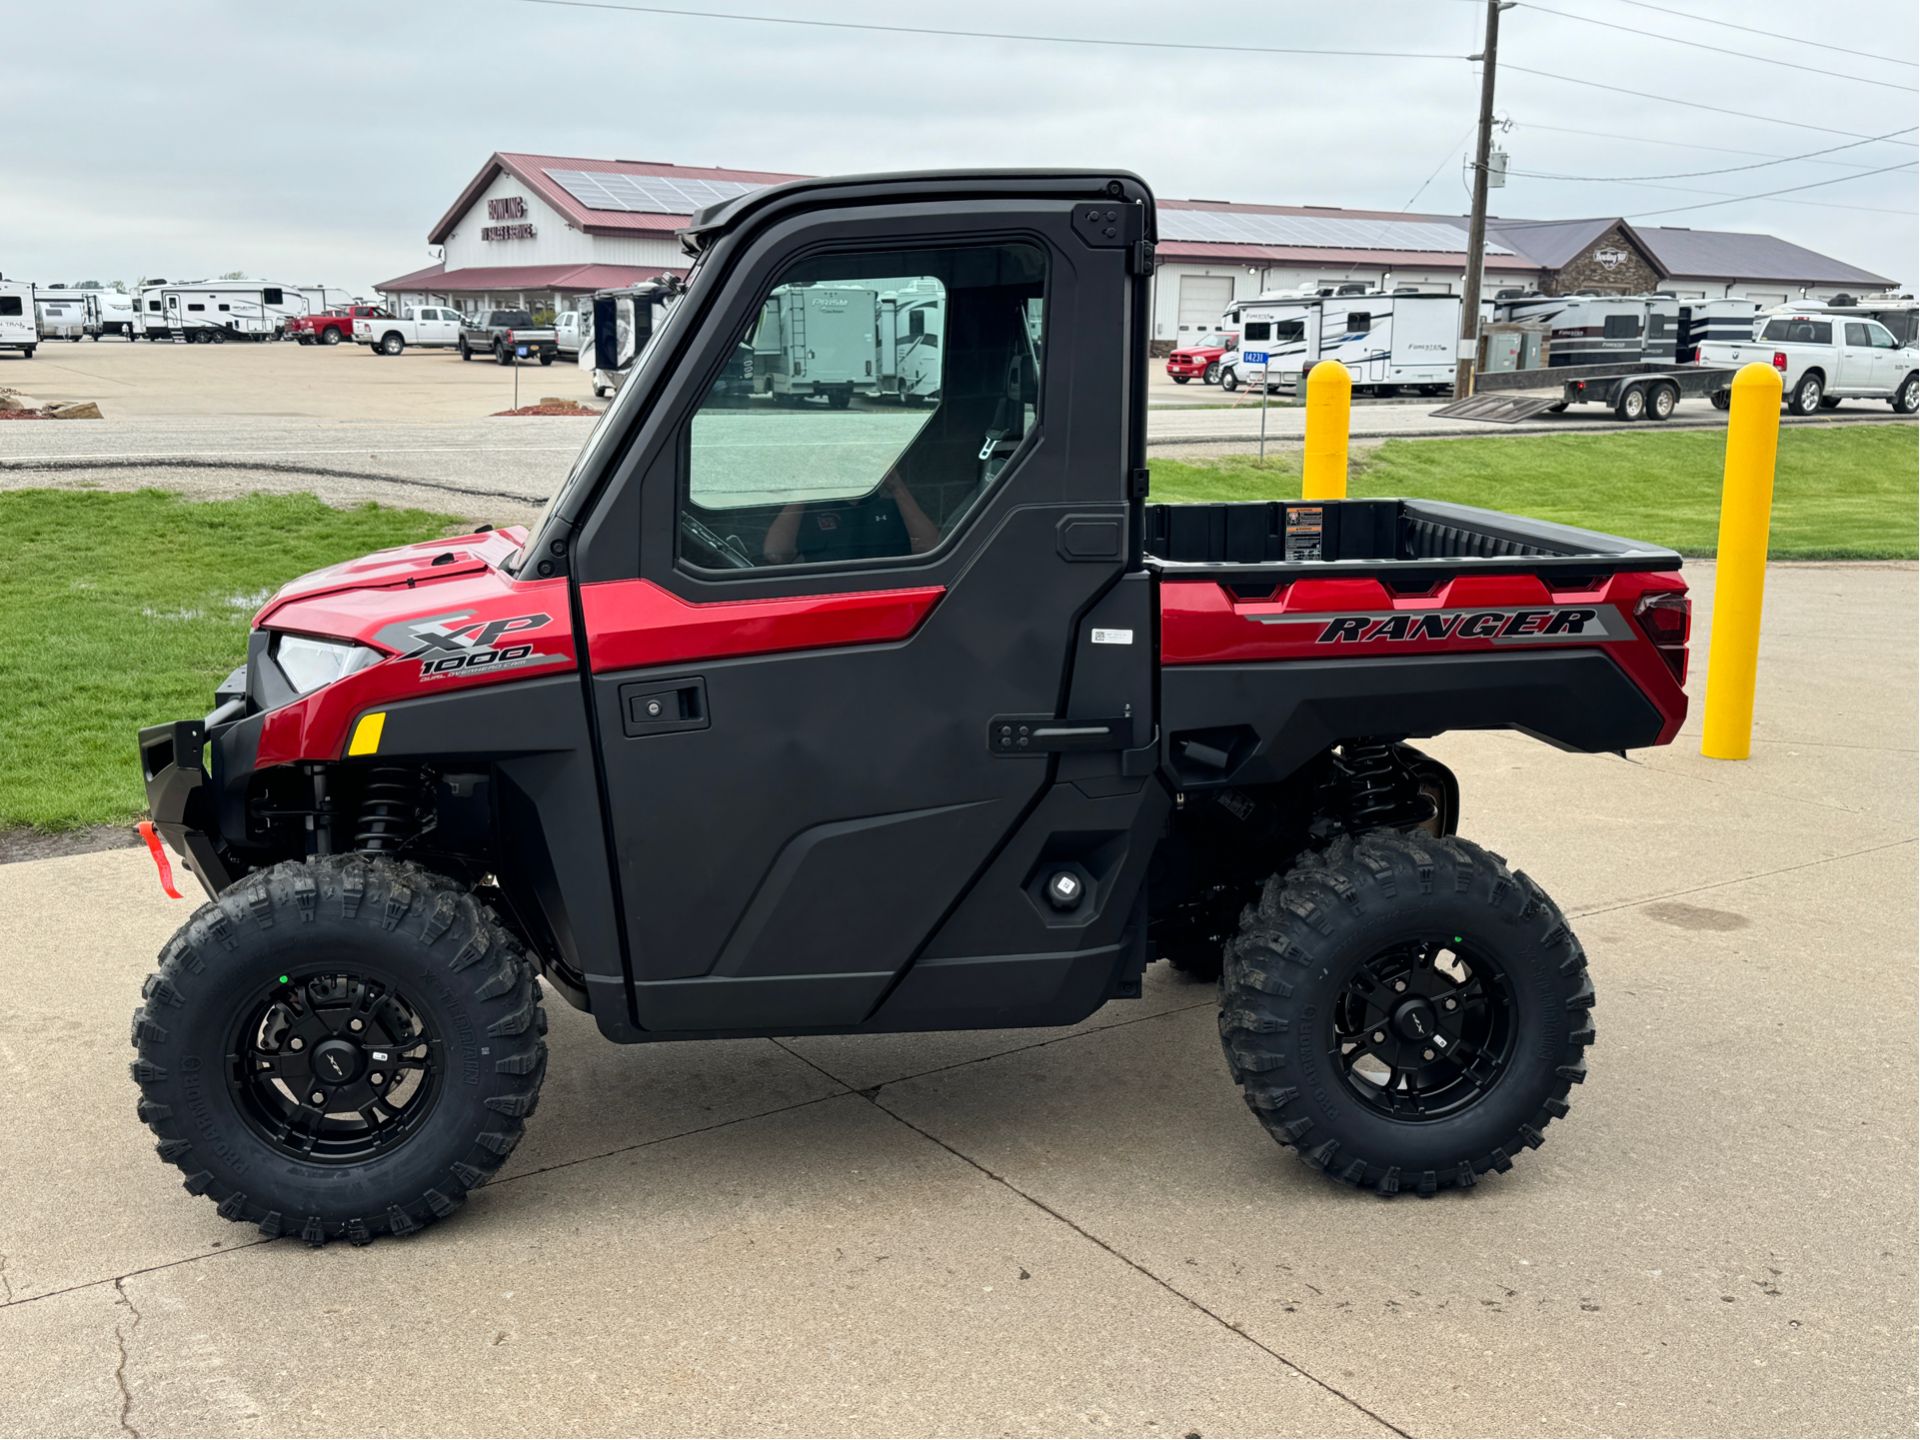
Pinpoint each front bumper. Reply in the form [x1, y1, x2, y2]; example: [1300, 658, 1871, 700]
[1165, 359, 1207, 378]
[139, 720, 232, 898]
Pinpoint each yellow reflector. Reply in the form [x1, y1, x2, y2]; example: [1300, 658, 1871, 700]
[348, 712, 386, 757]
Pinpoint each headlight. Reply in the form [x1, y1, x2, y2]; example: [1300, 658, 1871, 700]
[270, 633, 381, 696]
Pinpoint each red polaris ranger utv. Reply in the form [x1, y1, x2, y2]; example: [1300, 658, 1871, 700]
[131, 172, 1690, 1243]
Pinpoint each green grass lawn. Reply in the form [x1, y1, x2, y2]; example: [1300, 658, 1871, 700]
[0, 490, 463, 833]
[1150, 425, 1919, 560]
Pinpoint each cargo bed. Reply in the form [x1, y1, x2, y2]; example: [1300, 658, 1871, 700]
[1143, 498, 1681, 581]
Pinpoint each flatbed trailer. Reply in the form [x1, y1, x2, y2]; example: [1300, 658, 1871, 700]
[1435, 360, 1740, 424]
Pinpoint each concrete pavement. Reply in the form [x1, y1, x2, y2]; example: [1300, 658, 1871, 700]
[0, 559, 1913, 1437]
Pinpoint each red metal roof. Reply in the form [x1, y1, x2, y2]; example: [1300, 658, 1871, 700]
[427, 153, 808, 244]
[373, 262, 682, 294]
[1154, 241, 1538, 270]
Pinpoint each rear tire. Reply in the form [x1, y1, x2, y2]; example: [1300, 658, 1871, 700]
[1710, 389, 1731, 411]
[1646, 381, 1678, 422]
[1172, 375, 1191, 385]
[382, 333, 405, 356]
[1787, 372, 1823, 416]
[130, 857, 548, 1245]
[321, 328, 341, 346]
[1219, 831, 1592, 1196]
[1614, 385, 1646, 422]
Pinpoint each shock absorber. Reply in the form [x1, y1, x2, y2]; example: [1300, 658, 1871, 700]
[353, 766, 426, 852]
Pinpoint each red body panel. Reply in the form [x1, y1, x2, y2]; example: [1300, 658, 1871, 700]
[1161, 570, 1690, 743]
[578, 578, 945, 673]
[254, 531, 573, 767]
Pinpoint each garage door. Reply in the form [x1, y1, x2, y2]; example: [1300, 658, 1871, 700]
[1177, 274, 1235, 332]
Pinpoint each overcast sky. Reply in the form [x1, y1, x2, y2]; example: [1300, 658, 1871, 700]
[5, 0, 1915, 293]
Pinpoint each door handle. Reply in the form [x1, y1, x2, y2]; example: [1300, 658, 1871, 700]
[620, 678, 709, 737]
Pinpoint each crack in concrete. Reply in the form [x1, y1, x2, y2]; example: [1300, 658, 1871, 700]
[1570, 834, 1915, 921]
[0, 1252, 12, 1304]
[863, 1090, 1411, 1439]
[111, 1276, 142, 1438]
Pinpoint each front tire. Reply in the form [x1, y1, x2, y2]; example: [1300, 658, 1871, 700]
[1220, 368, 1240, 393]
[1894, 372, 1918, 414]
[1172, 374, 1191, 385]
[131, 857, 548, 1244]
[1219, 831, 1591, 1196]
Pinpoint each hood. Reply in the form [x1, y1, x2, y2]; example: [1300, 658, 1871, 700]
[252, 526, 556, 652]
[255, 527, 527, 631]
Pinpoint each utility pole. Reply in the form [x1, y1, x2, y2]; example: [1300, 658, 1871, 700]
[1454, 0, 1511, 400]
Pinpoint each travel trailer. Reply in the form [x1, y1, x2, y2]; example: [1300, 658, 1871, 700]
[133, 280, 306, 342]
[84, 289, 138, 338]
[578, 278, 683, 398]
[1218, 292, 1470, 395]
[873, 284, 944, 404]
[0, 277, 38, 357]
[34, 288, 94, 340]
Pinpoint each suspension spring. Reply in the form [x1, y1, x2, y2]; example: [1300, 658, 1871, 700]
[354, 767, 426, 852]
[1342, 739, 1402, 827]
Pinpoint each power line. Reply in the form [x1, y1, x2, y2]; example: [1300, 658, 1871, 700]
[1497, 127, 1919, 182]
[1619, 161, 1919, 219]
[1516, 1, 1918, 92]
[1604, 0, 1920, 70]
[491, 0, 1465, 59]
[1501, 64, 1920, 145]
[1520, 174, 1919, 219]
[1514, 121, 1909, 172]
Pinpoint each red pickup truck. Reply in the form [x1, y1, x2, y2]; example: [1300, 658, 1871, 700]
[1166, 329, 1237, 384]
[288, 304, 391, 346]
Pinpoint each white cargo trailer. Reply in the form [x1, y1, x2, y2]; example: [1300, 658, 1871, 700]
[0, 277, 39, 358]
[84, 290, 138, 339]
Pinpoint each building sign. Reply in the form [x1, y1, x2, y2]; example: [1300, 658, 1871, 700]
[1593, 246, 1630, 271]
[483, 195, 536, 241]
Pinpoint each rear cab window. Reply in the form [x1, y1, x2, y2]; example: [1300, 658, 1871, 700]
[1761, 318, 1832, 345]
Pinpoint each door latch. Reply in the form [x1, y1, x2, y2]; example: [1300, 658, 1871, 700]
[988, 714, 1131, 755]
[620, 678, 709, 737]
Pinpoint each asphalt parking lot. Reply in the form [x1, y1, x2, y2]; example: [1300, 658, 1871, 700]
[0, 556, 1913, 1437]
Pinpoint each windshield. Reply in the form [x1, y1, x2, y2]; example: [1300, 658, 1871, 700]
[513, 261, 708, 570]
[1190, 332, 1233, 349]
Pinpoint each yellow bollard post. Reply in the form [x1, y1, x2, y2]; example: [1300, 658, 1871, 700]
[1701, 362, 1784, 760]
[1302, 361, 1352, 500]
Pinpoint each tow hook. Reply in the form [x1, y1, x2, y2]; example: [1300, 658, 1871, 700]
[137, 820, 183, 900]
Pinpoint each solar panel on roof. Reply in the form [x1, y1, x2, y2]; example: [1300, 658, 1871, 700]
[1157, 210, 1510, 256]
[543, 168, 766, 216]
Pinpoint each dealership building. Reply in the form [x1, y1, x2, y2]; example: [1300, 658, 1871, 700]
[378, 152, 1897, 341]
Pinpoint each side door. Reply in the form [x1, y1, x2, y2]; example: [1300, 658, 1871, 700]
[163, 292, 181, 335]
[567, 184, 1153, 1034]
[1840, 323, 1878, 390]
[1862, 320, 1901, 393]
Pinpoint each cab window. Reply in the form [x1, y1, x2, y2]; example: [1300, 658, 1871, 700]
[678, 241, 1045, 572]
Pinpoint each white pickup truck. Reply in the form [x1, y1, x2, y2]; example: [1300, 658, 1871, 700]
[1701, 312, 1919, 416]
[354, 305, 465, 356]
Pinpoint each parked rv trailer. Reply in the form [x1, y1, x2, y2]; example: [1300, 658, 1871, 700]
[753, 284, 879, 406]
[84, 290, 138, 338]
[0, 277, 38, 357]
[135, 280, 303, 342]
[33, 288, 93, 340]
[1219, 293, 1471, 395]
[874, 284, 943, 404]
[580, 279, 683, 398]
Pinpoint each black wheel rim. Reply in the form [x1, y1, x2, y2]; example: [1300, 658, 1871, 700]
[1328, 936, 1517, 1121]
[228, 971, 441, 1164]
